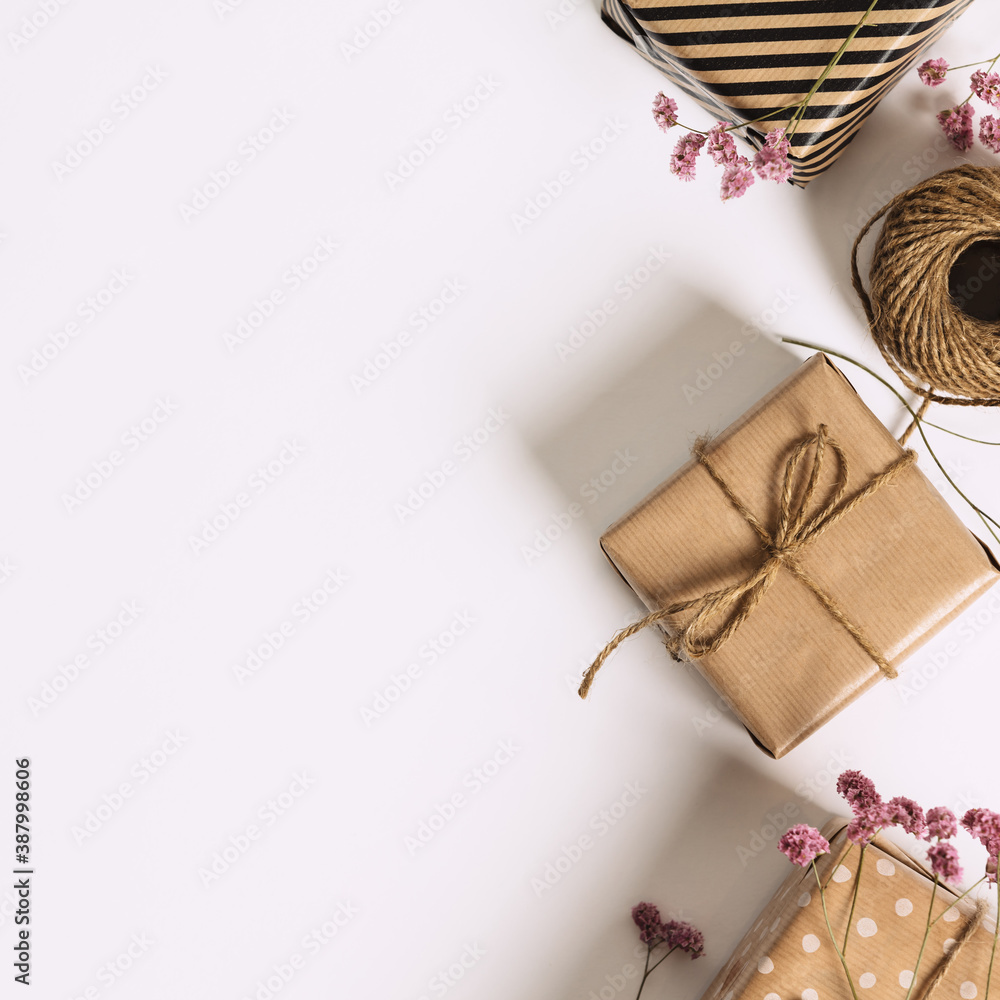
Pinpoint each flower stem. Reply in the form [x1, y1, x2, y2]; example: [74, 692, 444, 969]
[730, 101, 809, 131]
[947, 53, 1000, 72]
[634, 943, 652, 1000]
[646, 945, 679, 977]
[904, 875, 940, 1000]
[824, 843, 855, 890]
[814, 861, 862, 1000]
[984, 880, 999, 1000]
[788, 0, 880, 138]
[842, 845, 866, 954]
[666, 100, 810, 137]
[930, 876, 989, 926]
[634, 942, 678, 1000]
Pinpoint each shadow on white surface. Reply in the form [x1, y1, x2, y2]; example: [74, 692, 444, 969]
[551, 749, 829, 1000]
[526, 296, 803, 536]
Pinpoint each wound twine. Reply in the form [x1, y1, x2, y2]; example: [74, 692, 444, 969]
[851, 164, 1000, 408]
[578, 425, 915, 699]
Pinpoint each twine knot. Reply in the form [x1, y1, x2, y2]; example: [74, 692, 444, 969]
[578, 425, 916, 699]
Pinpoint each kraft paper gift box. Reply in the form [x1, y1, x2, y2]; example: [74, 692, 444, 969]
[598, 353, 999, 758]
[599, 0, 974, 185]
[702, 818, 998, 1000]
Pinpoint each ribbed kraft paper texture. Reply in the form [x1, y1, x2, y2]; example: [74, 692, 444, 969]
[702, 819, 997, 1000]
[600, 354, 999, 757]
[600, 0, 974, 185]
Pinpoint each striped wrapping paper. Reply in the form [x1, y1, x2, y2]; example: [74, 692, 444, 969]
[601, 0, 975, 185]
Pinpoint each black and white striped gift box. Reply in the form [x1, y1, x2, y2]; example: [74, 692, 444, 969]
[601, 0, 974, 185]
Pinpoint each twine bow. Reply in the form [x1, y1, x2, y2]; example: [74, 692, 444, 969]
[578, 425, 916, 699]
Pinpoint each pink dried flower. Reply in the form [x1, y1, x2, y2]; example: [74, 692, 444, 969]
[927, 842, 963, 883]
[925, 807, 958, 841]
[971, 70, 1000, 110]
[670, 132, 706, 181]
[938, 103, 976, 151]
[962, 808, 1000, 883]
[631, 902, 664, 944]
[962, 808, 1000, 846]
[663, 920, 705, 958]
[719, 156, 754, 200]
[887, 796, 927, 838]
[837, 770, 881, 813]
[764, 127, 791, 154]
[705, 122, 738, 165]
[918, 58, 949, 87]
[847, 802, 890, 846]
[753, 143, 793, 183]
[652, 92, 679, 131]
[778, 824, 830, 867]
[980, 115, 1000, 154]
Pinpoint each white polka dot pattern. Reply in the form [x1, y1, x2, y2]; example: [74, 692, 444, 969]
[857, 918, 877, 938]
[703, 833, 992, 1000]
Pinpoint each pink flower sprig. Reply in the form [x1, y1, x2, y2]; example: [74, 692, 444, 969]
[753, 130, 794, 183]
[926, 806, 958, 842]
[918, 52, 1000, 153]
[972, 69, 1000, 109]
[962, 808, 1000, 883]
[776, 773, 1000, 1000]
[669, 132, 707, 181]
[918, 58, 949, 87]
[938, 103, 975, 152]
[629, 902, 703, 1000]
[649, 0, 883, 200]
[981, 116, 1000, 153]
[653, 94, 790, 200]
[779, 824, 830, 866]
[927, 842, 963, 883]
[652, 92, 679, 131]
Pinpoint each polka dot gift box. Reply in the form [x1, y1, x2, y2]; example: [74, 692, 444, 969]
[702, 819, 997, 1000]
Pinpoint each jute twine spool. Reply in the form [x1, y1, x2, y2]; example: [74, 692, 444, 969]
[851, 164, 1000, 409]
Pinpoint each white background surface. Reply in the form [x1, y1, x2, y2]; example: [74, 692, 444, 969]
[4, 1, 1000, 998]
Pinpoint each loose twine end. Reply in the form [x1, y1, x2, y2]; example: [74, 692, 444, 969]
[578, 610, 673, 698]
